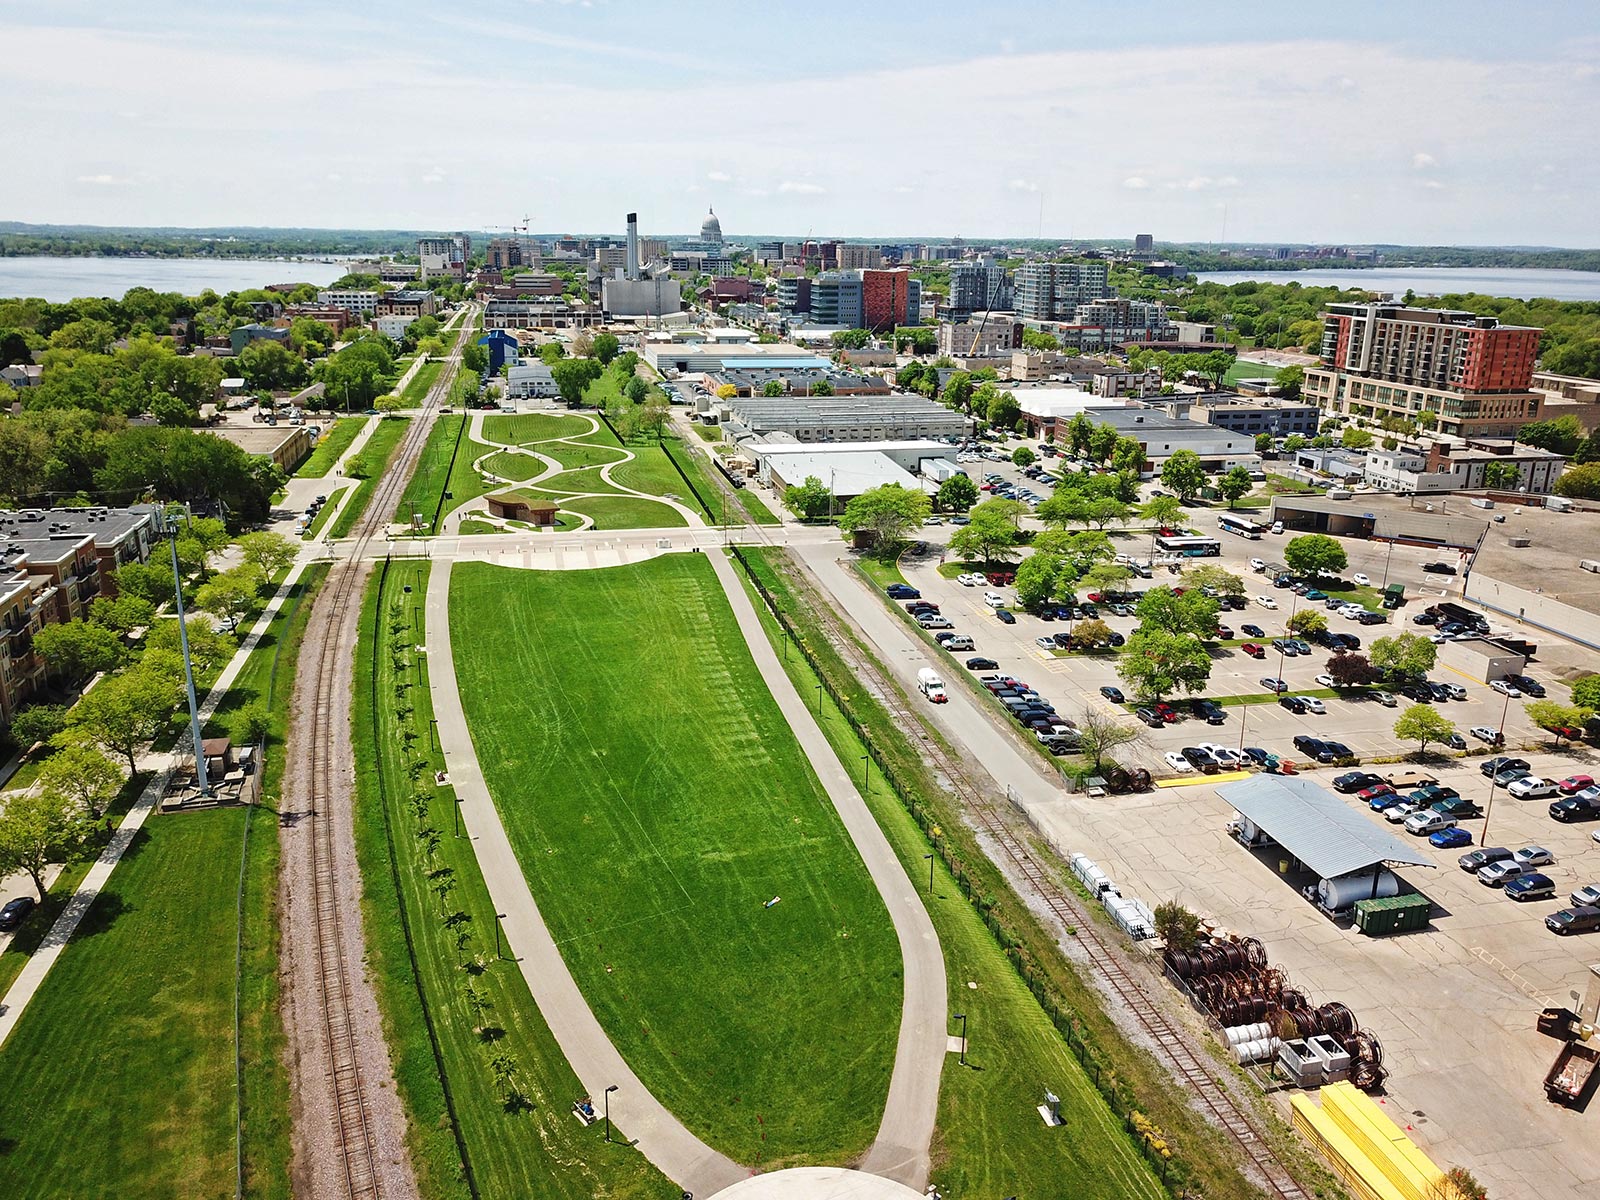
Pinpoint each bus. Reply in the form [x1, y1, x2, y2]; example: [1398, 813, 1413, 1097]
[1154, 534, 1221, 557]
[1218, 514, 1265, 539]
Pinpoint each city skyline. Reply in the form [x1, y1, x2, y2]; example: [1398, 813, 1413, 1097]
[3, 1, 1598, 245]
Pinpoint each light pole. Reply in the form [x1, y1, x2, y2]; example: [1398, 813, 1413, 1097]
[1379, 537, 1397, 590]
[860, 749, 871, 792]
[494, 912, 507, 960]
[924, 852, 935, 895]
[1480, 690, 1515, 845]
[430, 717, 439, 750]
[955, 1012, 967, 1065]
[604, 1085, 619, 1143]
[161, 507, 210, 798]
[815, 683, 823, 717]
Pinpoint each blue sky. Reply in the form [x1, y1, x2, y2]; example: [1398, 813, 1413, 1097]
[3, 1, 1597, 245]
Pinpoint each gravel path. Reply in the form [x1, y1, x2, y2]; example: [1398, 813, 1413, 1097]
[280, 557, 420, 1200]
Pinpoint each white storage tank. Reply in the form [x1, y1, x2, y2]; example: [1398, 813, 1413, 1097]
[1317, 870, 1400, 912]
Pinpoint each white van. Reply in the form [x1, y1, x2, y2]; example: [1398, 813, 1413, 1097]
[917, 668, 948, 703]
[983, 590, 1006, 609]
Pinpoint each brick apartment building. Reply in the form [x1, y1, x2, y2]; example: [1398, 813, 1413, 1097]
[1304, 303, 1543, 437]
[860, 269, 916, 332]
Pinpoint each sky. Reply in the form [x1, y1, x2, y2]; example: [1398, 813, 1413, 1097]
[3, 0, 1599, 246]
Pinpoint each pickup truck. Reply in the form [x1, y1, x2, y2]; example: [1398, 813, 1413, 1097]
[1432, 795, 1485, 820]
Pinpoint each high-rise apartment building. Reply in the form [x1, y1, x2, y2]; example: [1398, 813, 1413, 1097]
[810, 272, 864, 327]
[486, 238, 523, 270]
[776, 277, 812, 315]
[861, 269, 918, 331]
[1303, 303, 1544, 438]
[836, 244, 883, 270]
[1013, 261, 1110, 321]
[1134, 233, 1154, 254]
[947, 255, 1012, 314]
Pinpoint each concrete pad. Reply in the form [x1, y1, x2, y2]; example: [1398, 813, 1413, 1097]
[709, 1168, 926, 1200]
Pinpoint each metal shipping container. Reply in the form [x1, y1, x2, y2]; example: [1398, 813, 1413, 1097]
[1352, 893, 1431, 936]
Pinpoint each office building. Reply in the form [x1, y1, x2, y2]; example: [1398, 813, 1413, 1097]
[837, 244, 882, 270]
[1304, 303, 1544, 437]
[1012, 261, 1111, 321]
[1188, 395, 1321, 437]
[756, 240, 786, 263]
[776, 277, 812, 316]
[1134, 233, 1154, 254]
[486, 238, 524, 270]
[861, 269, 917, 332]
[418, 234, 470, 281]
[316, 289, 380, 316]
[811, 272, 864, 328]
[375, 290, 438, 319]
[938, 318, 1020, 358]
[948, 256, 1012, 314]
[229, 323, 291, 356]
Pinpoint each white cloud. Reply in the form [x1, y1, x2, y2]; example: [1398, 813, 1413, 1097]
[1008, 178, 1040, 193]
[421, 167, 446, 184]
[1412, 151, 1438, 169]
[75, 173, 127, 185]
[707, 170, 732, 182]
[1420, 179, 1446, 190]
[1122, 176, 1150, 190]
[892, 185, 915, 194]
[778, 180, 825, 195]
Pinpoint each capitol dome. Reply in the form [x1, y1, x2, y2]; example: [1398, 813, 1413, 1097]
[700, 208, 723, 244]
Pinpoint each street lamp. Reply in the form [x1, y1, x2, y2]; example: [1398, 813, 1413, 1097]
[954, 1012, 968, 1065]
[604, 1085, 619, 1143]
[430, 717, 439, 750]
[1480, 690, 1516, 845]
[815, 682, 823, 717]
[494, 912, 507, 960]
[924, 852, 935, 895]
[860, 751, 871, 792]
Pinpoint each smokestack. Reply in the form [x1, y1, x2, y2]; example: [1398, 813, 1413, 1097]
[625, 212, 640, 281]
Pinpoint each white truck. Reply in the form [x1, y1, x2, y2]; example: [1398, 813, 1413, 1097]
[917, 667, 948, 704]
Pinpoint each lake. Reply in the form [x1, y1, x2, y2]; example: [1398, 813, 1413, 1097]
[1194, 267, 1600, 302]
[0, 255, 351, 303]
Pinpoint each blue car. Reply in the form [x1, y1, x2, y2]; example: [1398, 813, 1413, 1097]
[1430, 826, 1473, 849]
[1506, 872, 1557, 902]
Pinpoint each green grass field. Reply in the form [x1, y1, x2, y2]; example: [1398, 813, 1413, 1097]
[561, 496, 687, 529]
[449, 558, 900, 1167]
[329, 416, 411, 538]
[301, 484, 348, 539]
[481, 450, 554, 483]
[392, 418, 499, 534]
[401, 359, 444, 406]
[482, 412, 592, 444]
[295, 418, 364, 477]
[541, 440, 627, 470]
[352, 565, 676, 1200]
[692, 424, 723, 442]
[735, 488, 781, 525]
[735, 552, 1168, 1200]
[608, 446, 689, 499]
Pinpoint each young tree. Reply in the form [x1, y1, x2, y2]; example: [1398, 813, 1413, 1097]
[1370, 632, 1437, 680]
[949, 506, 1020, 565]
[1286, 609, 1329, 636]
[67, 669, 182, 770]
[1393, 704, 1457, 756]
[89, 593, 156, 633]
[1153, 900, 1201, 951]
[196, 567, 263, 631]
[1036, 491, 1088, 529]
[37, 745, 124, 819]
[461, 342, 489, 375]
[1282, 434, 1307, 453]
[809, 378, 835, 397]
[1021, 328, 1059, 351]
[1340, 427, 1375, 449]
[230, 700, 272, 747]
[936, 473, 978, 513]
[1482, 461, 1520, 490]
[1012, 447, 1037, 468]
[236, 530, 298, 578]
[1326, 652, 1381, 687]
[1072, 618, 1115, 648]
[1080, 562, 1134, 598]
[1273, 365, 1304, 400]
[1254, 433, 1274, 454]
[1135, 586, 1219, 638]
[1219, 465, 1254, 508]
[1525, 700, 1590, 742]
[1159, 450, 1206, 501]
[1555, 464, 1600, 500]
[9, 704, 67, 751]
[1572, 674, 1600, 712]
[784, 475, 834, 521]
[837, 485, 930, 549]
[0, 788, 91, 900]
[145, 617, 238, 674]
[714, 383, 738, 400]
[1183, 564, 1245, 598]
[1140, 494, 1185, 531]
[1114, 628, 1212, 701]
[1283, 533, 1348, 579]
[375, 392, 406, 415]
[591, 331, 620, 366]
[1073, 706, 1142, 772]
[761, 379, 786, 397]
[1084, 497, 1131, 530]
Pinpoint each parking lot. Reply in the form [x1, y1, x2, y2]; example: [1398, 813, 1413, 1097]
[1025, 746, 1600, 1200]
[904, 503, 1569, 779]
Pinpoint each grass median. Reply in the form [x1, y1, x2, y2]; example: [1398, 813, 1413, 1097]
[329, 415, 411, 538]
[393, 416, 496, 534]
[401, 359, 444, 406]
[352, 561, 676, 1199]
[295, 417, 364, 477]
[449, 557, 900, 1168]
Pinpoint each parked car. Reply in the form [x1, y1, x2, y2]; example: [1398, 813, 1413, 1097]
[0, 896, 35, 931]
[1352, 573, 1371, 586]
[1240, 642, 1267, 658]
[1444, 733, 1467, 750]
[1414, 612, 1439, 625]
[957, 572, 985, 586]
[995, 609, 1016, 624]
[1460, 846, 1514, 872]
[1153, 702, 1178, 723]
[1493, 766, 1533, 789]
[1509, 776, 1559, 800]
[1559, 774, 1595, 795]
[1506, 873, 1557, 902]
[1490, 679, 1523, 698]
[1431, 826, 1474, 849]
[1035, 635, 1058, 649]
[1334, 771, 1385, 794]
[1249, 557, 1266, 572]
[1481, 756, 1530, 778]
[1243, 746, 1277, 768]
[1293, 735, 1331, 761]
[1133, 707, 1163, 728]
[1515, 845, 1556, 868]
[965, 657, 999, 671]
[1322, 740, 1355, 761]
[1163, 751, 1196, 773]
[1260, 677, 1289, 693]
[918, 614, 954, 629]
[1182, 747, 1219, 773]
[1099, 686, 1125, 704]
[1470, 725, 1503, 744]
[944, 635, 975, 651]
[1374, 690, 1396, 707]
[1192, 698, 1226, 724]
[1422, 561, 1458, 574]
[886, 583, 920, 599]
[1358, 783, 1396, 803]
[1296, 696, 1326, 714]
[1572, 885, 1600, 908]
[1315, 673, 1337, 688]
[1478, 860, 1530, 887]
[1198, 743, 1244, 767]
[1547, 906, 1600, 935]
[1511, 675, 1546, 697]
[1272, 638, 1299, 657]
[1279, 695, 1308, 714]
[1255, 595, 1279, 609]
[1241, 623, 1266, 638]
[1551, 795, 1600, 823]
[1405, 810, 1456, 835]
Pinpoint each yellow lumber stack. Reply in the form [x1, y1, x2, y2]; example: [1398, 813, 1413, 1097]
[1290, 1083, 1445, 1200]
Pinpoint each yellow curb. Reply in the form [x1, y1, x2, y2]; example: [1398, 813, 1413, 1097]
[1154, 769, 1253, 788]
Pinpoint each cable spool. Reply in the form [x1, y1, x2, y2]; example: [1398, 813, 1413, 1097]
[1318, 1002, 1358, 1040]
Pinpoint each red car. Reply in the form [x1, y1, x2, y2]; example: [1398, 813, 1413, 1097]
[1357, 784, 1396, 803]
[1240, 643, 1266, 658]
[986, 571, 1016, 586]
[1153, 702, 1178, 723]
[1559, 774, 1596, 794]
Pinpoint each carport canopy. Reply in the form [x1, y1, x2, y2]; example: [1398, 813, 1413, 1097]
[1218, 775, 1433, 878]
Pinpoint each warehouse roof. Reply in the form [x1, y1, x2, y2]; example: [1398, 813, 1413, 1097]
[1218, 775, 1431, 879]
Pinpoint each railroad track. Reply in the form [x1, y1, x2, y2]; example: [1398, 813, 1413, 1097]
[300, 309, 473, 1197]
[769, 546, 1310, 1200]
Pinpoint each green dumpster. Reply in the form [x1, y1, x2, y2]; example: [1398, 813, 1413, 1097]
[1353, 893, 1431, 936]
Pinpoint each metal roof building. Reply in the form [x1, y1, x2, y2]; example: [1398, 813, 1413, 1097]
[1217, 775, 1431, 880]
[1269, 494, 1488, 550]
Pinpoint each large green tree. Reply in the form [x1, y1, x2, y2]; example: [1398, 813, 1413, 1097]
[837, 484, 930, 548]
[550, 358, 603, 406]
[1159, 450, 1206, 501]
[949, 505, 1021, 564]
[937, 473, 978, 512]
[1554, 464, 1600, 500]
[1013, 552, 1062, 611]
[0, 788, 91, 900]
[66, 668, 182, 770]
[33, 619, 125, 682]
[1114, 629, 1213, 701]
[1219, 466, 1254, 508]
[1516, 414, 1585, 456]
[1393, 704, 1456, 755]
[784, 475, 833, 520]
[1283, 533, 1348, 578]
[1370, 632, 1437, 680]
[1135, 586, 1219, 638]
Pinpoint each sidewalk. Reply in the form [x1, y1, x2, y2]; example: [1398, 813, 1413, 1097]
[0, 559, 311, 1047]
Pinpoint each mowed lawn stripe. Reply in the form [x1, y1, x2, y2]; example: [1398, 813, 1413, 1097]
[449, 557, 900, 1167]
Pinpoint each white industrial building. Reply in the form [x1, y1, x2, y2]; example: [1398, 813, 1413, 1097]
[750, 440, 956, 502]
[505, 363, 559, 399]
[375, 314, 415, 342]
[715, 393, 967, 443]
[1014, 388, 1131, 434]
[316, 289, 380, 315]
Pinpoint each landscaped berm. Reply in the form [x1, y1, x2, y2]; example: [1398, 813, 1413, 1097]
[449, 556, 901, 1168]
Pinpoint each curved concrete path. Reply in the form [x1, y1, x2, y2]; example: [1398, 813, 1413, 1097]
[424, 546, 945, 1193]
[710, 1167, 925, 1200]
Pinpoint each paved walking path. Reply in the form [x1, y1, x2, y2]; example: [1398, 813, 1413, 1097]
[0, 559, 312, 1046]
[423, 561, 749, 1199]
[703, 549, 946, 1190]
